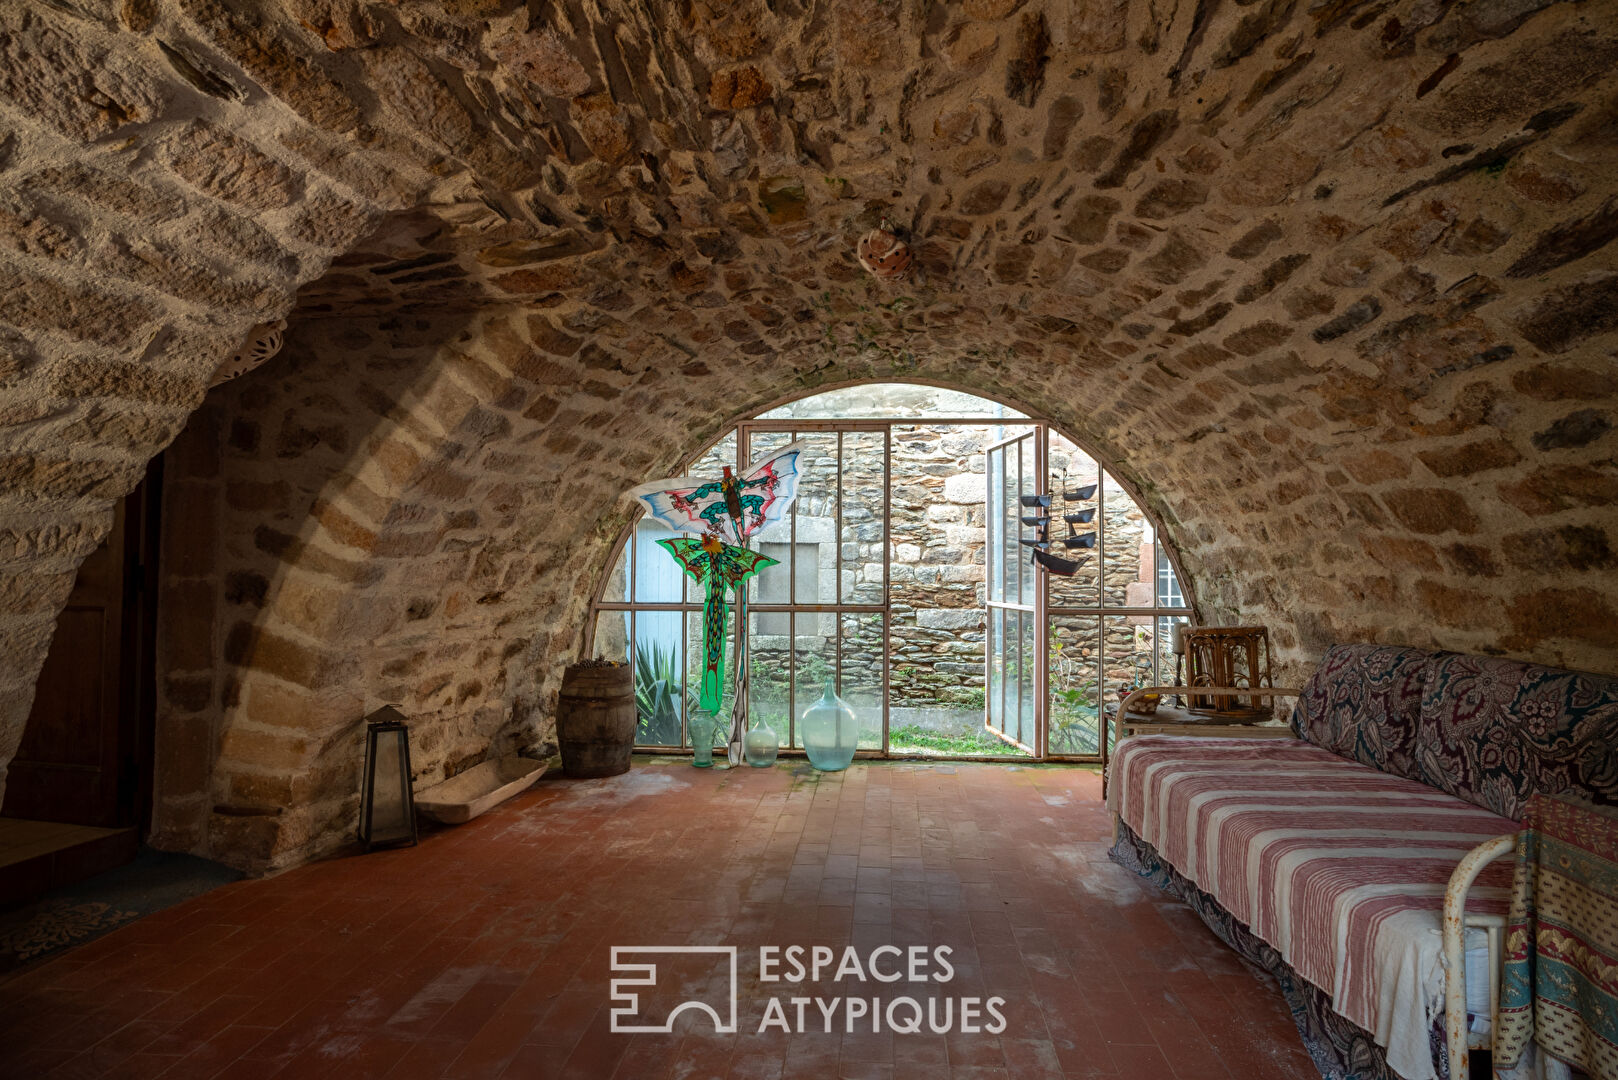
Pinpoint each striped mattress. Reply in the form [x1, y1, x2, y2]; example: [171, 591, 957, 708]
[1108, 735, 1516, 1080]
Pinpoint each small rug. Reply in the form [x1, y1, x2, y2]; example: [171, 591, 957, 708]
[0, 847, 241, 974]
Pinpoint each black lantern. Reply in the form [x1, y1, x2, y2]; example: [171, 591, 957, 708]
[359, 705, 417, 851]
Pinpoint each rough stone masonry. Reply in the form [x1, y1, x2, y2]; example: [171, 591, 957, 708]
[0, 0, 1613, 870]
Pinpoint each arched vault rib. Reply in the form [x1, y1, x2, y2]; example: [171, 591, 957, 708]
[0, 0, 1612, 868]
[175, 283, 1612, 869]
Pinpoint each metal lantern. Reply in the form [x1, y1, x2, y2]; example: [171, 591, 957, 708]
[359, 705, 418, 851]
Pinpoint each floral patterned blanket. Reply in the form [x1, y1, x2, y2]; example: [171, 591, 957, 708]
[1291, 645, 1618, 822]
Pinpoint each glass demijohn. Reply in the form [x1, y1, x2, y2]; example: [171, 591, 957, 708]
[801, 679, 858, 772]
[744, 720, 778, 767]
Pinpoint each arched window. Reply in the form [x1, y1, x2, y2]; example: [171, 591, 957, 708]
[589, 384, 1193, 760]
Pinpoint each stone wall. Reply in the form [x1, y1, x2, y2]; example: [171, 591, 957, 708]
[0, 0, 1612, 871]
[150, 309, 627, 867]
[0, 0, 445, 828]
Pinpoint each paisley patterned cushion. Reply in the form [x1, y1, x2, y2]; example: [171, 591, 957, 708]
[1414, 653, 1618, 821]
[1290, 642, 1434, 778]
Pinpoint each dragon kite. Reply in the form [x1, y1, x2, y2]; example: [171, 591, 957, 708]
[624, 443, 805, 763]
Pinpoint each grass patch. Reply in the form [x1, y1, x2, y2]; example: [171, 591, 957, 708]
[886, 724, 1024, 756]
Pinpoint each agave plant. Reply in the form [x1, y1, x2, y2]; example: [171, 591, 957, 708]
[1049, 696, 1100, 754]
[633, 640, 686, 745]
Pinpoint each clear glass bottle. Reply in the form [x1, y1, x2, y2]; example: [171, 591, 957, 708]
[801, 679, 858, 772]
[691, 715, 714, 768]
[744, 720, 778, 767]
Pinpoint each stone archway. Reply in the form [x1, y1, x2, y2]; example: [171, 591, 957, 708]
[152, 299, 1612, 870]
[0, 0, 1613, 871]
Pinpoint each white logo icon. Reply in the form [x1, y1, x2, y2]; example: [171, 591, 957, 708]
[609, 946, 739, 1034]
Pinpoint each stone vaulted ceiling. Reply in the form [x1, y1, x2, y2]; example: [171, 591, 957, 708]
[0, 0, 1614, 868]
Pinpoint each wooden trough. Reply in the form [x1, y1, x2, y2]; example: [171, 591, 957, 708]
[415, 756, 547, 825]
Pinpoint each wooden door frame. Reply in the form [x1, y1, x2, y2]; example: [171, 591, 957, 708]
[3, 463, 163, 833]
[122, 459, 163, 834]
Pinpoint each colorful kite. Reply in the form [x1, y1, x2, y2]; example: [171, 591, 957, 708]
[624, 443, 805, 547]
[624, 443, 805, 764]
[658, 535, 777, 713]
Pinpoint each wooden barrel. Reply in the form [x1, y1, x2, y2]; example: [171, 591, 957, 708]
[556, 662, 636, 779]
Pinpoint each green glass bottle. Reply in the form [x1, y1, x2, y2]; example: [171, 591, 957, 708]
[691, 714, 714, 767]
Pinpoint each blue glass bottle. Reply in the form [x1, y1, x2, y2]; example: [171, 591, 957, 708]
[801, 680, 857, 772]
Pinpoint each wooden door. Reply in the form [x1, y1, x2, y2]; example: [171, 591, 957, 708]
[3, 476, 160, 829]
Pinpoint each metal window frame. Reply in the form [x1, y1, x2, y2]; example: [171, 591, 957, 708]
[984, 427, 1044, 757]
[586, 402, 1197, 764]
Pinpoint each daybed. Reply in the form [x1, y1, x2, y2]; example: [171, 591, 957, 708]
[1106, 643, 1618, 1080]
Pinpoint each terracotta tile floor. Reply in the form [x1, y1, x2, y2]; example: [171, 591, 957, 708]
[0, 760, 1317, 1079]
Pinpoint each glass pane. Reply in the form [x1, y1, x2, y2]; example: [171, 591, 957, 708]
[1002, 604, 1022, 734]
[839, 612, 885, 750]
[794, 610, 836, 747]
[1156, 544, 1186, 609]
[682, 433, 738, 603]
[892, 421, 977, 609]
[753, 539, 816, 635]
[841, 430, 886, 604]
[747, 609, 790, 747]
[1156, 614, 1190, 698]
[985, 445, 1003, 605]
[633, 519, 685, 603]
[1019, 609, 1036, 748]
[996, 443, 1009, 605]
[793, 432, 840, 607]
[954, 432, 990, 612]
[1102, 471, 1153, 608]
[634, 610, 684, 746]
[1047, 433, 1100, 608]
[601, 539, 629, 604]
[986, 607, 1003, 734]
[1049, 615, 1101, 755]
[890, 607, 985, 753]
[757, 383, 1027, 421]
[692, 610, 736, 748]
[744, 430, 793, 605]
[1104, 613, 1157, 751]
[593, 610, 631, 667]
[1017, 437, 1036, 607]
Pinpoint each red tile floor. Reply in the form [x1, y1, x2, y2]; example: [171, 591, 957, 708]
[0, 760, 1317, 1079]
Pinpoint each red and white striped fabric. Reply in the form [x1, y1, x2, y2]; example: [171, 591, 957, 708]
[1108, 736, 1516, 1080]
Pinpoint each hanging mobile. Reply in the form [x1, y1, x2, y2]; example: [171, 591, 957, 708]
[1031, 468, 1082, 575]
